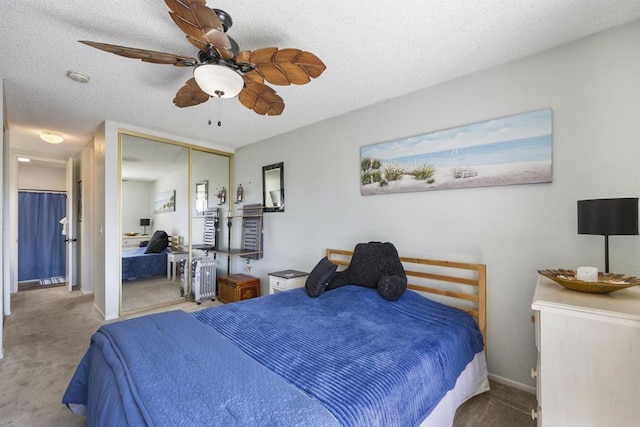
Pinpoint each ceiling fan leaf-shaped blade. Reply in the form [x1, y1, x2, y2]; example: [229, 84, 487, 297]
[247, 47, 326, 85]
[236, 50, 252, 63]
[277, 64, 311, 84]
[296, 51, 327, 78]
[166, 1, 233, 59]
[239, 82, 284, 116]
[189, 4, 224, 32]
[173, 78, 210, 108]
[242, 71, 264, 84]
[249, 48, 279, 64]
[273, 48, 302, 63]
[186, 35, 208, 51]
[256, 64, 291, 86]
[169, 12, 206, 43]
[79, 41, 196, 66]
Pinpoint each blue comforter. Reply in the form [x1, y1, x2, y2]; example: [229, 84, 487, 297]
[63, 286, 483, 426]
[121, 247, 167, 281]
[63, 310, 339, 426]
[193, 286, 484, 426]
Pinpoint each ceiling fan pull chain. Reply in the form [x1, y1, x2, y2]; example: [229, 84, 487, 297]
[216, 94, 222, 127]
[207, 94, 223, 127]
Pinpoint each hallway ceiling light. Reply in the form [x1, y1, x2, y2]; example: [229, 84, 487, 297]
[17, 157, 30, 162]
[40, 132, 64, 144]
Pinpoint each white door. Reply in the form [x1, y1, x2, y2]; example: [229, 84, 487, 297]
[65, 158, 77, 291]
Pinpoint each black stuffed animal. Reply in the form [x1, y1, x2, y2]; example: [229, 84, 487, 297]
[326, 241, 407, 301]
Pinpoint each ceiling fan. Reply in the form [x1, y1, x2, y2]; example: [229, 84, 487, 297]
[80, 0, 326, 116]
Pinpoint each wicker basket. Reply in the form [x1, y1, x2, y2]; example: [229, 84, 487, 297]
[538, 269, 640, 294]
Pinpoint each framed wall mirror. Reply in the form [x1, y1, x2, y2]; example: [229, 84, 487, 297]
[263, 162, 284, 212]
[195, 181, 208, 215]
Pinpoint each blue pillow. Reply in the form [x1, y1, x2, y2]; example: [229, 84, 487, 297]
[305, 257, 338, 297]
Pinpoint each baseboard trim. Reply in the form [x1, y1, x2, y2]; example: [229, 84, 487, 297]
[488, 373, 536, 394]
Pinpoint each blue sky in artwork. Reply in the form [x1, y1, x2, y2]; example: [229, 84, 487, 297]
[361, 109, 552, 166]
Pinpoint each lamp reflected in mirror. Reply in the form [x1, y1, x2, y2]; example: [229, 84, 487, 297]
[139, 218, 150, 235]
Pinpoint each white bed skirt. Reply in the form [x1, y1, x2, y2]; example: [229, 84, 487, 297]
[420, 351, 490, 427]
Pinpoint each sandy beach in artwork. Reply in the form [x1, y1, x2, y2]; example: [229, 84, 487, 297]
[361, 160, 552, 195]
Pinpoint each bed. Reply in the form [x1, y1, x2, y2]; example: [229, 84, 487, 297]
[121, 234, 181, 281]
[65, 248, 489, 426]
[121, 246, 168, 281]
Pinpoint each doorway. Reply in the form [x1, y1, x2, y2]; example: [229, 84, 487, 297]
[17, 190, 67, 288]
[12, 155, 77, 294]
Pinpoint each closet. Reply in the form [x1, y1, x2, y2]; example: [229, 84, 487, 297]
[119, 131, 231, 315]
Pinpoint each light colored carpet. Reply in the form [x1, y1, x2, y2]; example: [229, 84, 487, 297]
[121, 275, 184, 313]
[0, 286, 536, 426]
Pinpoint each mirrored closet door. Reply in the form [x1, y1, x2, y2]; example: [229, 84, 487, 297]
[119, 131, 231, 315]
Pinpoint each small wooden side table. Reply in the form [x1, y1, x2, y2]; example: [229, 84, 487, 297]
[218, 274, 260, 303]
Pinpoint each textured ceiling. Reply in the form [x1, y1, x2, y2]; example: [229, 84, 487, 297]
[2, 1, 640, 162]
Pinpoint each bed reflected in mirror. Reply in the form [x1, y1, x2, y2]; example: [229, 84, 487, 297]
[263, 162, 284, 212]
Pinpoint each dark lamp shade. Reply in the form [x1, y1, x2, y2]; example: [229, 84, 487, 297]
[577, 198, 639, 236]
[139, 218, 151, 227]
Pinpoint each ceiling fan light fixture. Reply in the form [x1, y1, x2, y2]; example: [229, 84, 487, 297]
[193, 63, 244, 99]
[40, 132, 64, 144]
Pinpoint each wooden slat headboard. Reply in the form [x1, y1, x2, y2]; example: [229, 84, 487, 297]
[168, 235, 183, 252]
[326, 248, 487, 350]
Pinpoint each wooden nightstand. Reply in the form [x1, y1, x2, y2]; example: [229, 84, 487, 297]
[268, 270, 309, 294]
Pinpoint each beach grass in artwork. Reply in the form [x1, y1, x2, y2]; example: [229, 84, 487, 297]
[154, 190, 175, 213]
[360, 109, 552, 195]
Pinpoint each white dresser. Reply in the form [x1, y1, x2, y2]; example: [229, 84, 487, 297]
[531, 275, 640, 426]
[122, 235, 149, 249]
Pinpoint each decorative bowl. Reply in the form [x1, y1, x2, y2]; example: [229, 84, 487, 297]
[124, 232, 139, 237]
[538, 269, 640, 294]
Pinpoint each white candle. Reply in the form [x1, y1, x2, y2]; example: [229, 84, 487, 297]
[577, 266, 598, 282]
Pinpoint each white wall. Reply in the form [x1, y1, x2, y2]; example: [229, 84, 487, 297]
[79, 145, 93, 293]
[17, 164, 66, 191]
[1, 80, 5, 358]
[93, 124, 107, 318]
[122, 180, 153, 235]
[232, 22, 640, 388]
[153, 166, 189, 240]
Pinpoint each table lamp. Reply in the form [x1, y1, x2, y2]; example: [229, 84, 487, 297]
[577, 198, 638, 273]
[140, 218, 151, 235]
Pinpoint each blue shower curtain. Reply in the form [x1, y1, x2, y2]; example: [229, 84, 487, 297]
[18, 191, 67, 282]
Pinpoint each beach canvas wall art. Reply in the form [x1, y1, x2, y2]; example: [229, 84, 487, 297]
[360, 108, 552, 195]
[154, 190, 176, 213]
